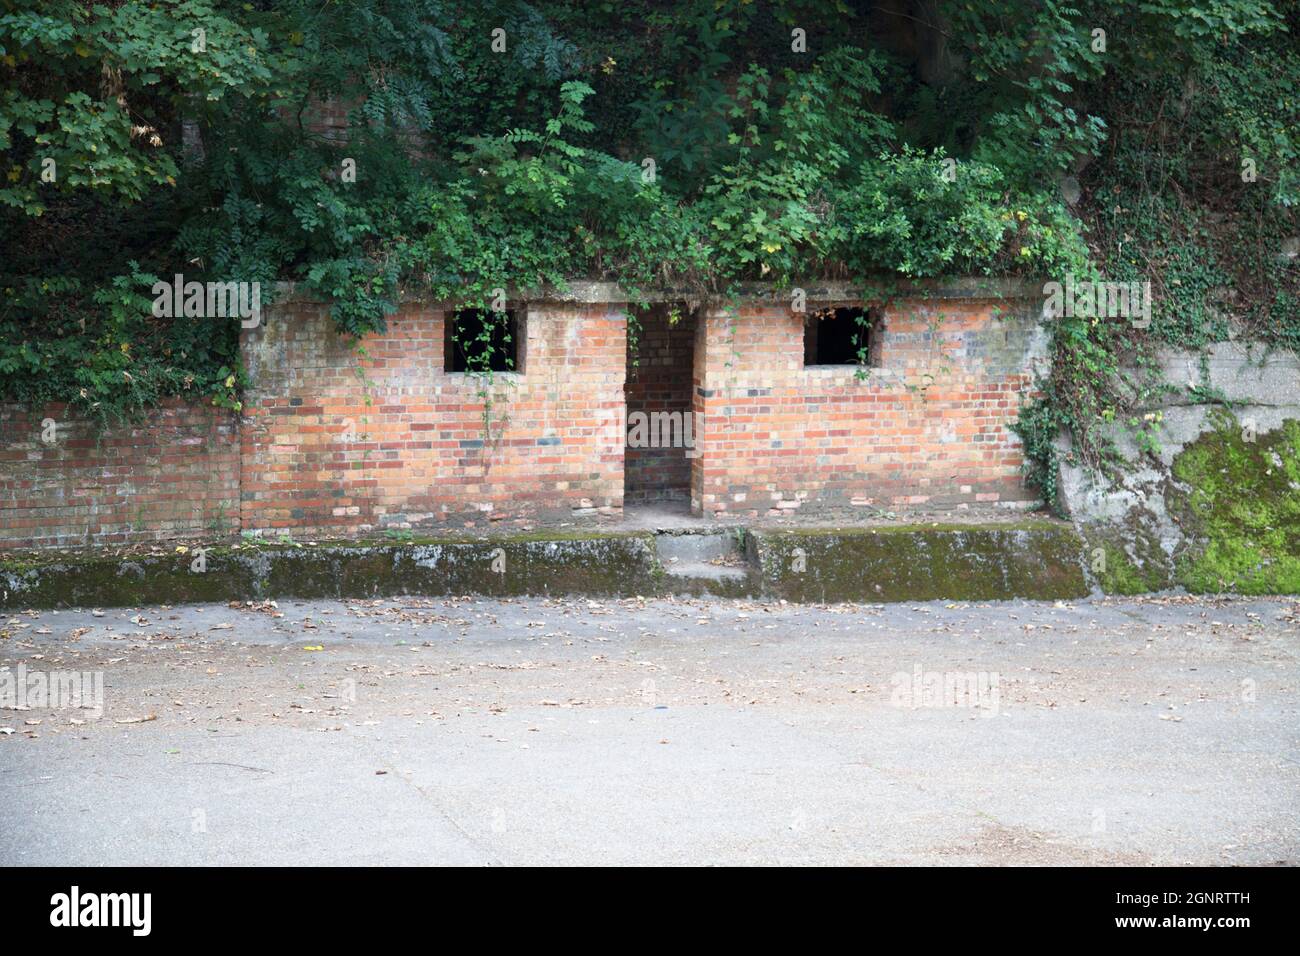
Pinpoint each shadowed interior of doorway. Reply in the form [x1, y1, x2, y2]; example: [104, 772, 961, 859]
[624, 304, 697, 512]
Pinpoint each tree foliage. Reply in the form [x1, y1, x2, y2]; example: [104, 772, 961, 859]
[1, 0, 1295, 491]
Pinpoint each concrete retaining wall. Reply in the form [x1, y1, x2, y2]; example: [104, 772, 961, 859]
[1059, 341, 1300, 594]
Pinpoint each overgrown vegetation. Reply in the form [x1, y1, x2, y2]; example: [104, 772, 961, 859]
[2, 0, 1296, 496]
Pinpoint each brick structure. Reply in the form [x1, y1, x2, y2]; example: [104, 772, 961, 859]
[239, 295, 627, 533]
[691, 291, 1045, 518]
[1, 281, 1047, 549]
[0, 401, 239, 549]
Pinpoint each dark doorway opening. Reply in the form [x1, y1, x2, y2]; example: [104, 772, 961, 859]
[624, 305, 696, 506]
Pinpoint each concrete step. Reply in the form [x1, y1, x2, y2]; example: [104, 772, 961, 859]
[662, 560, 750, 581]
[655, 530, 756, 597]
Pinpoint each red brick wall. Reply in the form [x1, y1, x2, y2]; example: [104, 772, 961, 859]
[691, 297, 1042, 517]
[239, 299, 627, 534]
[0, 401, 240, 549]
[625, 306, 696, 502]
[2, 289, 1047, 550]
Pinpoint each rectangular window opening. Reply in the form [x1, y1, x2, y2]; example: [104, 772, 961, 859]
[445, 308, 521, 373]
[804, 307, 879, 367]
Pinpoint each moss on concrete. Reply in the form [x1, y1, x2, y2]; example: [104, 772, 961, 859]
[1, 552, 261, 608]
[1, 534, 663, 608]
[1167, 414, 1300, 594]
[1095, 542, 1160, 594]
[2, 521, 1090, 608]
[751, 522, 1088, 602]
[1081, 520, 1172, 595]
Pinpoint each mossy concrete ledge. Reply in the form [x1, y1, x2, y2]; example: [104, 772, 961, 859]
[1, 523, 1091, 609]
[0, 533, 664, 609]
[749, 523, 1089, 603]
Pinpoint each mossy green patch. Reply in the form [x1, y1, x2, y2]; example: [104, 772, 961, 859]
[1095, 542, 1160, 595]
[1168, 413, 1300, 594]
[752, 524, 1088, 602]
[1081, 520, 1172, 595]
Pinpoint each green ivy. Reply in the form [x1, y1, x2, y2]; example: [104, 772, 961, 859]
[0, 0, 1295, 485]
